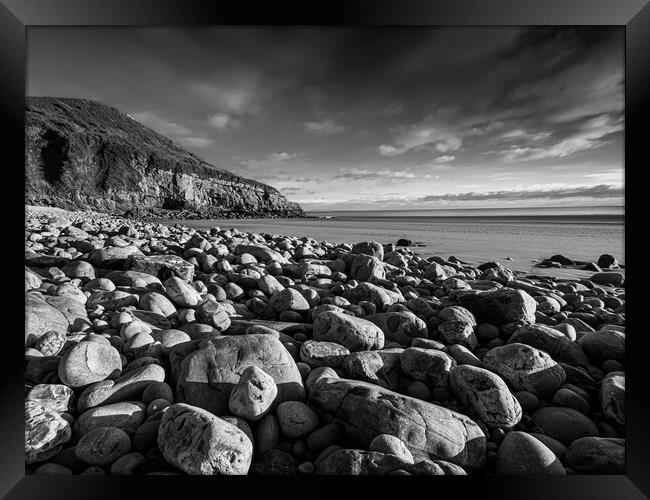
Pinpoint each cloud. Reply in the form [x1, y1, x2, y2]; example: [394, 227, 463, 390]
[432, 155, 455, 164]
[189, 81, 258, 115]
[131, 111, 214, 148]
[178, 137, 214, 148]
[208, 113, 239, 130]
[412, 184, 623, 203]
[304, 119, 346, 135]
[268, 152, 297, 161]
[333, 168, 417, 181]
[379, 124, 463, 156]
[486, 113, 623, 162]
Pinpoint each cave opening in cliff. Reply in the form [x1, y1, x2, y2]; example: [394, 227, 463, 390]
[40, 130, 67, 185]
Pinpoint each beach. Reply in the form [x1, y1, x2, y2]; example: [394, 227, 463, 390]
[159, 207, 624, 280]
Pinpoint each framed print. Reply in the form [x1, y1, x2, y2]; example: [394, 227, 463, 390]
[2, 0, 649, 498]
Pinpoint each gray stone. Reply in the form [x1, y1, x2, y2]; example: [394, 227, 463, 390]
[313, 311, 384, 352]
[157, 403, 253, 475]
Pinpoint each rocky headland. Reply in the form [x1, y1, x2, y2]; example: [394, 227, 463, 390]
[25, 206, 625, 475]
[25, 97, 304, 219]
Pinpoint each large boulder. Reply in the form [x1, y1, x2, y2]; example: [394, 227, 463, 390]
[77, 364, 166, 411]
[400, 348, 455, 392]
[351, 241, 384, 261]
[88, 245, 143, 268]
[308, 377, 486, 472]
[566, 437, 624, 474]
[58, 341, 122, 389]
[531, 407, 599, 446]
[25, 400, 72, 464]
[157, 403, 253, 475]
[454, 289, 536, 325]
[342, 349, 403, 391]
[482, 343, 566, 397]
[175, 334, 304, 416]
[25, 293, 70, 347]
[495, 431, 565, 475]
[450, 365, 522, 429]
[577, 330, 625, 365]
[313, 311, 384, 352]
[508, 324, 589, 367]
[342, 282, 405, 310]
[350, 254, 386, 282]
[125, 254, 195, 282]
[365, 311, 428, 345]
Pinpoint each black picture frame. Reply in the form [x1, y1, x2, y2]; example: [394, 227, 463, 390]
[2, 1, 648, 498]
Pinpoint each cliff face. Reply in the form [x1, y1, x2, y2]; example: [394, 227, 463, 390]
[25, 97, 304, 217]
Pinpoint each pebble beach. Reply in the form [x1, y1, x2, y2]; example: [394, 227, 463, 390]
[25, 205, 626, 475]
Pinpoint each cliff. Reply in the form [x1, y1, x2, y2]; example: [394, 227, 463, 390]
[25, 97, 305, 218]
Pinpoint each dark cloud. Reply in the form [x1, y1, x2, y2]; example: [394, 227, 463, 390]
[412, 184, 623, 203]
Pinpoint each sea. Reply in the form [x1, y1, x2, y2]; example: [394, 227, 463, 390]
[160, 205, 625, 277]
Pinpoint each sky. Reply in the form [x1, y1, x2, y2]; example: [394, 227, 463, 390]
[27, 27, 624, 211]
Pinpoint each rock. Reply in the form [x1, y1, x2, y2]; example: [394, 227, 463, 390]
[86, 290, 138, 310]
[455, 289, 536, 325]
[400, 348, 455, 392]
[438, 321, 477, 349]
[351, 241, 384, 261]
[58, 341, 122, 388]
[249, 450, 298, 475]
[228, 366, 278, 421]
[350, 254, 386, 281]
[175, 334, 304, 416]
[25, 400, 72, 464]
[482, 343, 566, 397]
[315, 449, 413, 475]
[566, 437, 624, 473]
[110, 451, 145, 475]
[531, 407, 599, 446]
[163, 276, 202, 308]
[549, 255, 574, 266]
[396, 239, 412, 246]
[61, 260, 96, 280]
[577, 330, 625, 365]
[255, 414, 280, 455]
[33, 463, 73, 475]
[234, 244, 288, 264]
[365, 311, 428, 345]
[75, 427, 131, 465]
[308, 377, 486, 472]
[600, 372, 625, 425]
[157, 403, 253, 475]
[88, 246, 143, 268]
[508, 324, 589, 367]
[74, 401, 147, 437]
[342, 349, 403, 391]
[313, 311, 384, 352]
[27, 384, 74, 413]
[300, 340, 350, 368]
[369, 434, 414, 464]
[125, 254, 195, 282]
[450, 365, 522, 429]
[552, 387, 589, 414]
[439, 306, 477, 326]
[268, 288, 310, 314]
[35, 330, 67, 356]
[25, 293, 70, 348]
[276, 401, 320, 439]
[495, 431, 565, 475]
[342, 282, 405, 310]
[597, 254, 619, 269]
[589, 272, 624, 286]
[77, 364, 166, 410]
[194, 299, 231, 331]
